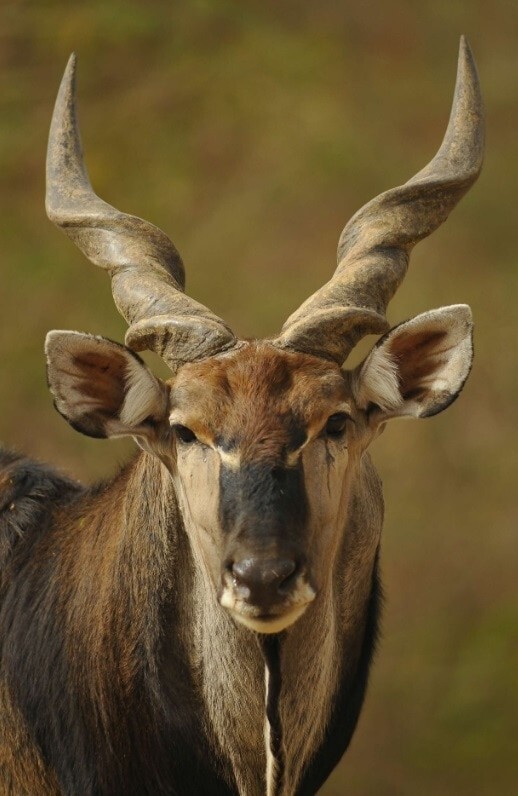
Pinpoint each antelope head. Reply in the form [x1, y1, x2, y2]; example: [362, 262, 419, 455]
[45, 39, 483, 634]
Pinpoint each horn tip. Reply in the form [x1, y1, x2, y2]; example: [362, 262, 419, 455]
[53, 53, 78, 111]
[458, 35, 476, 71]
[449, 34, 484, 178]
[61, 52, 77, 95]
[46, 51, 86, 220]
[459, 34, 470, 51]
[51, 53, 78, 121]
[457, 34, 483, 96]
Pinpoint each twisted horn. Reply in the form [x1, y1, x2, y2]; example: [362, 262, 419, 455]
[275, 36, 484, 364]
[46, 54, 236, 368]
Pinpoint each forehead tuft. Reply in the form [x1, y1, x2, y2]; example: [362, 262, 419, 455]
[172, 342, 343, 402]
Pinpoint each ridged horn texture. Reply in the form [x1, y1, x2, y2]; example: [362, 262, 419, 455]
[46, 54, 236, 369]
[275, 36, 484, 364]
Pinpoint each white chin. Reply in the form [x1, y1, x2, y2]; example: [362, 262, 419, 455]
[228, 604, 309, 634]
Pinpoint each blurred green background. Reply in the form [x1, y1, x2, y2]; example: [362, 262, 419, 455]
[1, 1, 517, 793]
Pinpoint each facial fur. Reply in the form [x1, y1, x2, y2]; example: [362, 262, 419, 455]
[163, 341, 363, 634]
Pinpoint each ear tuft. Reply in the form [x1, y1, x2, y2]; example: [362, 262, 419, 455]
[119, 354, 167, 427]
[353, 346, 402, 412]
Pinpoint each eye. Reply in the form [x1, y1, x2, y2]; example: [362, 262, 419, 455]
[173, 424, 197, 444]
[325, 412, 349, 438]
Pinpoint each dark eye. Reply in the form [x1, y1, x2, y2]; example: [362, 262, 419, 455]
[173, 424, 197, 444]
[325, 412, 349, 438]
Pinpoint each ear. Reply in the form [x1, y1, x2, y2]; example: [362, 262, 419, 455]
[353, 305, 473, 420]
[45, 331, 169, 439]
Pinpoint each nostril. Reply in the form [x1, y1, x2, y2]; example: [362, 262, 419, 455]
[231, 557, 299, 601]
[265, 558, 297, 588]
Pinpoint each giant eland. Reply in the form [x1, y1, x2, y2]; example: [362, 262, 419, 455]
[0, 37, 483, 795]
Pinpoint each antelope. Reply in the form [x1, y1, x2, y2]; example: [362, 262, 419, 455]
[0, 37, 483, 796]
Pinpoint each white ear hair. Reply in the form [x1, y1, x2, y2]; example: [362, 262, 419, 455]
[120, 355, 167, 427]
[353, 346, 402, 413]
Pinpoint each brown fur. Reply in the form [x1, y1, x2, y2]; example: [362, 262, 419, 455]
[0, 681, 60, 796]
[171, 342, 348, 463]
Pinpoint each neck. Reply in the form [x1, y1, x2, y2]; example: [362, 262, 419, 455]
[177, 452, 383, 795]
[58, 448, 382, 794]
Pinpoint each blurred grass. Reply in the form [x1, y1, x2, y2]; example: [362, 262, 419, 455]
[1, 1, 517, 793]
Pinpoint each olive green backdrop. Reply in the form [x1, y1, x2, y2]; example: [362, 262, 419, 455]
[1, 1, 516, 793]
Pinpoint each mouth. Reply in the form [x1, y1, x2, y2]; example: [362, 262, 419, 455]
[219, 581, 316, 634]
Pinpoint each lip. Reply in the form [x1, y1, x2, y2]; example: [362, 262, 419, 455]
[218, 569, 317, 633]
[220, 597, 314, 634]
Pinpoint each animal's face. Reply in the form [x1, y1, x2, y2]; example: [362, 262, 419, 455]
[167, 344, 359, 633]
[46, 304, 473, 633]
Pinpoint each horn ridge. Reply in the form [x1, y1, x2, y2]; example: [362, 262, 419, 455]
[46, 54, 236, 368]
[276, 36, 484, 364]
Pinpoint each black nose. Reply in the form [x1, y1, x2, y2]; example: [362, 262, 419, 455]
[231, 557, 299, 608]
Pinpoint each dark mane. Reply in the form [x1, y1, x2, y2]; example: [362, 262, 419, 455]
[0, 448, 82, 572]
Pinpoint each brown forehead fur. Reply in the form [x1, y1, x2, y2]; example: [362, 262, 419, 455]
[170, 342, 349, 462]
